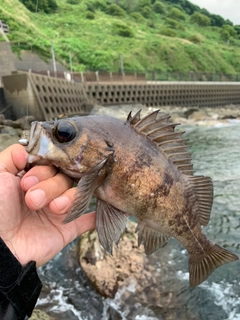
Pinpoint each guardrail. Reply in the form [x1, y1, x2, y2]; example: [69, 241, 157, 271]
[0, 20, 9, 34]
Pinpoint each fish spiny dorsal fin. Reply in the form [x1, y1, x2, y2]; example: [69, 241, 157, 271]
[129, 110, 193, 175]
[127, 109, 141, 125]
[187, 175, 214, 226]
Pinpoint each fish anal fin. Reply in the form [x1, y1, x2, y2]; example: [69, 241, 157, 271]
[96, 199, 128, 254]
[188, 175, 213, 226]
[189, 244, 238, 287]
[63, 158, 108, 224]
[137, 223, 169, 255]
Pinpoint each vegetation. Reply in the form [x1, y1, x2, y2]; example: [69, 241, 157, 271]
[0, 0, 240, 73]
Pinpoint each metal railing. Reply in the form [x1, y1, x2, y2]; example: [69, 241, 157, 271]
[145, 70, 240, 82]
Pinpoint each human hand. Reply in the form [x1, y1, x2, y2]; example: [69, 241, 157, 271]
[0, 144, 95, 267]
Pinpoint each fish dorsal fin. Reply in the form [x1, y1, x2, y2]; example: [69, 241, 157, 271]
[187, 175, 214, 226]
[63, 158, 108, 224]
[136, 223, 170, 255]
[96, 199, 128, 254]
[127, 110, 193, 175]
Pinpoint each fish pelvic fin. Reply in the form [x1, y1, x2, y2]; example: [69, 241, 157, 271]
[96, 199, 128, 255]
[189, 244, 239, 287]
[63, 158, 108, 224]
[127, 110, 193, 175]
[136, 223, 170, 255]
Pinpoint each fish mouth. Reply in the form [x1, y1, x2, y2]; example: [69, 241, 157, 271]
[27, 154, 52, 166]
[26, 121, 54, 166]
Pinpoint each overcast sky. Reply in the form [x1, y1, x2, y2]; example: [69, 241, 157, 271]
[191, 0, 240, 25]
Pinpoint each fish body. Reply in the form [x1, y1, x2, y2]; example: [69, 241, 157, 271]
[26, 110, 238, 286]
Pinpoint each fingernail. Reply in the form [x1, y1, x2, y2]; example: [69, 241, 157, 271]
[29, 189, 46, 207]
[23, 176, 39, 190]
[52, 196, 70, 212]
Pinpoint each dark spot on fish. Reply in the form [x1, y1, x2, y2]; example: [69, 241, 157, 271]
[135, 152, 153, 169]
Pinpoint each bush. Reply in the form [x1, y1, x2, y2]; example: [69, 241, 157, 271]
[190, 12, 210, 27]
[220, 29, 230, 42]
[165, 18, 184, 31]
[187, 34, 204, 44]
[85, 11, 95, 19]
[86, 0, 107, 12]
[139, 6, 152, 18]
[153, 1, 165, 14]
[130, 12, 144, 22]
[167, 8, 185, 21]
[159, 27, 177, 37]
[147, 21, 155, 28]
[113, 22, 134, 37]
[139, 0, 151, 8]
[20, 0, 58, 13]
[222, 24, 237, 37]
[106, 4, 125, 17]
[66, 0, 80, 4]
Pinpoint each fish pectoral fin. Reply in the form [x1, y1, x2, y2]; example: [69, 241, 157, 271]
[189, 244, 238, 287]
[136, 223, 170, 255]
[187, 175, 213, 226]
[63, 159, 108, 224]
[96, 199, 128, 255]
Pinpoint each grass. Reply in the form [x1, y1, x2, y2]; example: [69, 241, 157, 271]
[1, 0, 240, 73]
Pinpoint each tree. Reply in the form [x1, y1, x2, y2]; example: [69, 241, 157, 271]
[222, 24, 237, 38]
[20, 0, 58, 13]
[167, 7, 185, 21]
[190, 12, 210, 27]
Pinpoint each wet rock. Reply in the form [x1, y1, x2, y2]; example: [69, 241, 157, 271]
[79, 221, 146, 298]
[187, 109, 209, 121]
[30, 309, 51, 319]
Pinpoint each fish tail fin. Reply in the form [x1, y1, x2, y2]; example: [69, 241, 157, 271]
[189, 244, 238, 287]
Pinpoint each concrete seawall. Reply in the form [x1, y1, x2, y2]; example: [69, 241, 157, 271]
[85, 81, 240, 108]
[2, 72, 91, 120]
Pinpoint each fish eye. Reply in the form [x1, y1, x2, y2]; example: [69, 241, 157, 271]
[54, 121, 77, 143]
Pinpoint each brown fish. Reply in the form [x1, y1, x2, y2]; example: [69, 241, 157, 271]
[25, 110, 238, 286]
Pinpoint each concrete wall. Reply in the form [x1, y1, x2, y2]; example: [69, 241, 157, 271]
[2, 72, 91, 121]
[0, 43, 16, 80]
[85, 81, 240, 107]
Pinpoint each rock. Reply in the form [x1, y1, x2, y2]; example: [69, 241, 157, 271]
[187, 110, 208, 121]
[2, 119, 13, 127]
[0, 114, 5, 123]
[0, 134, 20, 151]
[29, 309, 51, 320]
[79, 221, 146, 298]
[0, 125, 19, 136]
[13, 115, 35, 130]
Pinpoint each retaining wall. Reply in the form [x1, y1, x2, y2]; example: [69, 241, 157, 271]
[85, 81, 240, 107]
[2, 72, 91, 121]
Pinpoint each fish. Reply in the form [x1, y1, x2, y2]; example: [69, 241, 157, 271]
[25, 110, 238, 287]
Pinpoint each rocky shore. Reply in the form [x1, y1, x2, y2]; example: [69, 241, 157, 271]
[0, 104, 240, 319]
[1, 104, 239, 152]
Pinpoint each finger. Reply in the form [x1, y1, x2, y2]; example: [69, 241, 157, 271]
[0, 144, 28, 175]
[21, 165, 58, 191]
[48, 187, 76, 214]
[25, 172, 74, 210]
[73, 211, 96, 236]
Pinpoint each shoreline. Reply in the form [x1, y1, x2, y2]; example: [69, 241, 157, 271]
[0, 104, 240, 151]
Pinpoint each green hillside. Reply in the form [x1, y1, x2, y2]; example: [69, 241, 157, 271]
[1, 0, 240, 73]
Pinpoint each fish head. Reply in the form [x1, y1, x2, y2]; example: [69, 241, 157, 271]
[26, 117, 114, 178]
